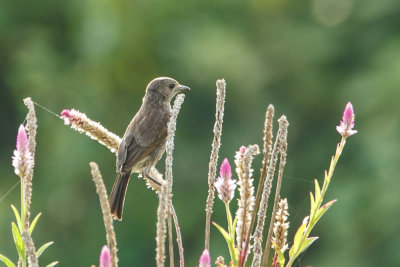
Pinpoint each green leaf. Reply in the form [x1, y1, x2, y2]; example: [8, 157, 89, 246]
[11, 222, 24, 260]
[29, 213, 42, 235]
[315, 199, 337, 222]
[309, 192, 315, 216]
[0, 254, 16, 267]
[289, 216, 309, 259]
[314, 179, 321, 201]
[231, 217, 238, 240]
[37, 241, 54, 258]
[10, 205, 22, 231]
[46, 261, 59, 267]
[212, 222, 230, 241]
[296, 237, 318, 256]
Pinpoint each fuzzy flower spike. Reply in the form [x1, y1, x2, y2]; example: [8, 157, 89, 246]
[199, 249, 211, 267]
[61, 109, 121, 154]
[99, 245, 112, 267]
[336, 102, 357, 138]
[215, 158, 237, 203]
[12, 124, 33, 178]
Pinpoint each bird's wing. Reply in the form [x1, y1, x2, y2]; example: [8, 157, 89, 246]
[116, 107, 169, 173]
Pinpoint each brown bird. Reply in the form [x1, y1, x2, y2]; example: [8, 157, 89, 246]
[110, 77, 190, 220]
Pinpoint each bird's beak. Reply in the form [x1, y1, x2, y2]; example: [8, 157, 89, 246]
[178, 85, 190, 91]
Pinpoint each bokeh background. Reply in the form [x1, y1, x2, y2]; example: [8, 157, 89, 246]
[1, 0, 399, 266]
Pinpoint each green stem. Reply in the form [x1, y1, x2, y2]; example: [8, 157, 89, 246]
[225, 202, 232, 236]
[286, 138, 346, 267]
[20, 179, 27, 267]
[225, 202, 238, 266]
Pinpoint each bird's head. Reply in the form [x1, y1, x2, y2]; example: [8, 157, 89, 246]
[145, 77, 190, 103]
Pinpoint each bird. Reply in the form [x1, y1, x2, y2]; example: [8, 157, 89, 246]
[109, 77, 190, 220]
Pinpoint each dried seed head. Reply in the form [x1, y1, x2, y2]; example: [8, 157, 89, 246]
[271, 198, 289, 252]
[235, 145, 259, 249]
[215, 256, 226, 267]
[61, 109, 121, 153]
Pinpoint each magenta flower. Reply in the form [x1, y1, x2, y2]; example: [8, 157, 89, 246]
[61, 109, 78, 126]
[12, 125, 33, 178]
[199, 249, 211, 267]
[61, 109, 71, 123]
[99, 245, 112, 267]
[215, 158, 237, 203]
[336, 102, 357, 138]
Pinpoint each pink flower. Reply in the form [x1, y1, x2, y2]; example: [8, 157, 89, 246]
[99, 245, 112, 267]
[12, 125, 33, 178]
[215, 158, 237, 203]
[220, 157, 232, 180]
[199, 249, 211, 267]
[61, 109, 75, 125]
[336, 102, 357, 138]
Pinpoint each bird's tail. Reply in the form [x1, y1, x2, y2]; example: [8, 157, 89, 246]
[109, 172, 131, 221]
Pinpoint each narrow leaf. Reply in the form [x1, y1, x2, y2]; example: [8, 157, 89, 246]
[212, 222, 231, 241]
[289, 216, 309, 259]
[10, 205, 22, 231]
[309, 192, 315, 216]
[0, 254, 16, 267]
[315, 199, 337, 222]
[297, 237, 318, 256]
[11, 222, 24, 260]
[29, 213, 42, 235]
[314, 179, 321, 201]
[46, 261, 59, 267]
[231, 217, 238, 240]
[37, 241, 54, 258]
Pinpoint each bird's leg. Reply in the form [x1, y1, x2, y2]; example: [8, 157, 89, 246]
[142, 167, 164, 192]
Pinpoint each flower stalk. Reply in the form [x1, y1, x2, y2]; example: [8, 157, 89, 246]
[213, 158, 238, 266]
[286, 102, 357, 267]
[205, 79, 226, 251]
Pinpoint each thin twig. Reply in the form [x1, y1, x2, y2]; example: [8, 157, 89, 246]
[170, 203, 184, 267]
[262, 116, 288, 267]
[90, 162, 118, 267]
[245, 105, 274, 262]
[157, 94, 185, 267]
[205, 79, 226, 250]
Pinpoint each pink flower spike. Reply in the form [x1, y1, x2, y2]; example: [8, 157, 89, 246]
[199, 249, 211, 267]
[336, 102, 357, 138]
[216, 158, 237, 203]
[220, 158, 232, 179]
[99, 245, 112, 267]
[16, 125, 29, 152]
[12, 125, 33, 177]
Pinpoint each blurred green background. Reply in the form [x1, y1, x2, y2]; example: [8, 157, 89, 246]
[1, 0, 399, 266]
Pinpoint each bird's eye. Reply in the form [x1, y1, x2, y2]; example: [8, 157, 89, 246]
[168, 83, 175, 89]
